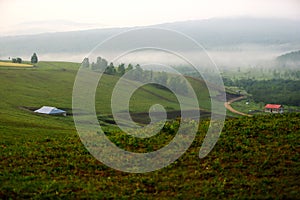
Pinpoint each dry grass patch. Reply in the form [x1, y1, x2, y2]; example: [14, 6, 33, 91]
[0, 61, 33, 68]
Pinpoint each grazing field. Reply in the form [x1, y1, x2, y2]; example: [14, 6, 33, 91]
[0, 61, 33, 68]
[0, 61, 299, 199]
[0, 61, 218, 129]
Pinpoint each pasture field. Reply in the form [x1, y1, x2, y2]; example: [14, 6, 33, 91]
[0, 60, 217, 129]
[230, 99, 265, 115]
[0, 61, 299, 199]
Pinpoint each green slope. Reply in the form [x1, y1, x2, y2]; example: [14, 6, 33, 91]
[0, 61, 218, 129]
[0, 61, 299, 199]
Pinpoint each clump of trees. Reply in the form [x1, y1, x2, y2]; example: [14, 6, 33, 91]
[81, 57, 90, 68]
[81, 57, 137, 76]
[92, 57, 108, 71]
[12, 57, 22, 63]
[104, 62, 116, 75]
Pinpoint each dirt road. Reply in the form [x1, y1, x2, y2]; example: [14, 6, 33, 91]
[224, 96, 252, 117]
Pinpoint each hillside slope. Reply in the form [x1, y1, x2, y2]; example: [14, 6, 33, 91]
[0, 61, 218, 131]
[1, 113, 299, 199]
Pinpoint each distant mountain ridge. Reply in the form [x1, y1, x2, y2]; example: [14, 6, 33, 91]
[1, 18, 300, 61]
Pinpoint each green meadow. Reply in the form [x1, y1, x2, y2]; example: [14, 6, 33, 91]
[0, 61, 299, 199]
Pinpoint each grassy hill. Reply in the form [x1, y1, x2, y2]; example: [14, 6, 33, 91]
[0, 61, 220, 130]
[0, 61, 299, 199]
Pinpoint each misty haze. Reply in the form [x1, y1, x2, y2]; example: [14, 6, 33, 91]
[1, 18, 300, 69]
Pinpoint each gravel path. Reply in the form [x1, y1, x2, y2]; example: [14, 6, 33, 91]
[224, 96, 252, 117]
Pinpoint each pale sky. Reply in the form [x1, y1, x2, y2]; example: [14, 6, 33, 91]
[0, 0, 299, 36]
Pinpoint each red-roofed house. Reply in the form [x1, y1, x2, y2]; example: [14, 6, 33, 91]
[264, 104, 284, 113]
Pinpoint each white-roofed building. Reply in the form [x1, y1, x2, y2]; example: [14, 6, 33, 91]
[34, 106, 66, 116]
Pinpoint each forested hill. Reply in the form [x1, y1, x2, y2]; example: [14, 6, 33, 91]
[234, 79, 300, 106]
[277, 50, 300, 63]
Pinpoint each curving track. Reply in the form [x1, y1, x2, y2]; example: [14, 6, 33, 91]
[224, 96, 252, 117]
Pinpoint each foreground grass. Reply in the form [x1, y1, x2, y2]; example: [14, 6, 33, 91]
[1, 114, 299, 199]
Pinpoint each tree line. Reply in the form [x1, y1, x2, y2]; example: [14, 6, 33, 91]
[10, 53, 38, 64]
[82, 57, 136, 76]
[232, 79, 300, 106]
[82, 57, 189, 96]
